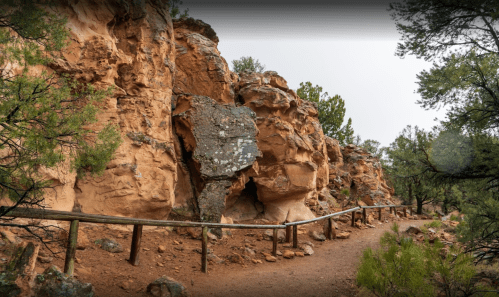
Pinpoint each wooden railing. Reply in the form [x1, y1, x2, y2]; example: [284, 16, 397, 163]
[0, 204, 413, 274]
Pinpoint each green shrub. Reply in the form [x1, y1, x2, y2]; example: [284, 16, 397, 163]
[231, 56, 265, 73]
[340, 189, 350, 196]
[356, 223, 492, 297]
[357, 223, 435, 296]
[425, 220, 442, 229]
[450, 214, 459, 221]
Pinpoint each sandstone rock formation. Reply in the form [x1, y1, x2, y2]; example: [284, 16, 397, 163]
[235, 71, 329, 222]
[44, 0, 177, 219]
[171, 20, 329, 222]
[2, 1, 394, 224]
[326, 137, 394, 207]
[172, 17, 236, 104]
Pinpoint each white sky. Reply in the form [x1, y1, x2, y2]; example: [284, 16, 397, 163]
[185, 1, 448, 147]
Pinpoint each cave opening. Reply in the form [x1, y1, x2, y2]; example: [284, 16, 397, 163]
[242, 177, 264, 217]
[225, 177, 264, 222]
[242, 176, 257, 198]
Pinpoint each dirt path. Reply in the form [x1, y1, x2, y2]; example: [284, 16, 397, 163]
[16, 216, 427, 297]
[187, 220, 426, 297]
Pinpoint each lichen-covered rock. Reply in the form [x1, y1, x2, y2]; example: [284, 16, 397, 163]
[147, 276, 190, 297]
[95, 238, 123, 253]
[174, 95, 259, 179]
[173, 94, 260, 222]
[35, 266, 94, 297]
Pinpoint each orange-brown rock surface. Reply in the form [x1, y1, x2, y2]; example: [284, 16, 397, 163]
[235, 71, 329, 222]
[3, 2, 394, 224]
[35, 0, 177, 219]
[172, 17, 236, 104]
[326, 137, 394, 207]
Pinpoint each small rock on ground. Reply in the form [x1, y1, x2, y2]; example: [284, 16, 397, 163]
[95, 238, 123, 253]
[35, 265, 94, 297]
[147, 276, 189, 297]
[300, 245, 314, 255]
[282, 250, 295, 259]
[336, 232, 350, 239]
[309, 231, 326, 241]
[405, 226, 422, 234]
[265, 255, 277, 262]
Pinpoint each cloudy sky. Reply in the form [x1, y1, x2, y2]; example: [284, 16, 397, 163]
[182, 0, 447, 147]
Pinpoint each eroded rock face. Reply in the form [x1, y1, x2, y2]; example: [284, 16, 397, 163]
[236, 71, 329, 222]
[45, 0, 177, 219]
[23, 7, 395, 225]
[172, 18, 236, 104]
[326, 138, 394, 206]
[170, 19, 331, 223]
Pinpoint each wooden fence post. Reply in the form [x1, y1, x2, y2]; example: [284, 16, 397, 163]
[64, 220, 79, 275]
[362, 208, 367, 224]
[329, 217, 336, 239]
[351, 211, 355, 227]
[201, 226, 208, 273]
[293, 225, 298, 248]
[403, 207, 407, 218]
[285, 225, 291, 243]
[325, 218, 332, 240]
[410, 207, 413, 216]
[272, 228, 278, 256]
[128, 224, 143, 266]
[378, 208, 382, 221]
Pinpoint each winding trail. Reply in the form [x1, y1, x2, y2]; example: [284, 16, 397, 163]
[188, 220, 427, 297]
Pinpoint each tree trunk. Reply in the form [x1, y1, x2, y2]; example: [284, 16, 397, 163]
[416, 197, 423, 215]
[408, 183, 413, 205]
[442, 197, 449, 215]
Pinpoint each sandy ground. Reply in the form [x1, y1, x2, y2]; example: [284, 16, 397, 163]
[2, 210, 428, 296]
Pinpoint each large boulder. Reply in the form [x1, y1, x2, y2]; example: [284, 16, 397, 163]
[173, 94, 260, 222]
[171, 21, 329, 223]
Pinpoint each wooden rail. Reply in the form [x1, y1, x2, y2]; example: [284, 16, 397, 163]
[0, 204, 413, 274]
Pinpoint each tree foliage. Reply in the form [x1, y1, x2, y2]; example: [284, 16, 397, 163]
[385, 126, 442, 214]
[0, 1, 122, 220]
[391, 0, 499, 260]
[231, 56, 266, 73]
[297, 81, 354, 145]
[389, 0, 499, 61]
[168, 0, 189, 19]
[356, 137, 383, 159]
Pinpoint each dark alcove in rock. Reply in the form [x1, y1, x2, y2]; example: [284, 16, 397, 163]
[224, 177, 264, 222]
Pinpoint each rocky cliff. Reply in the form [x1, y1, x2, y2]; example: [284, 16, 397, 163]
[21, 0, 393, 224]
